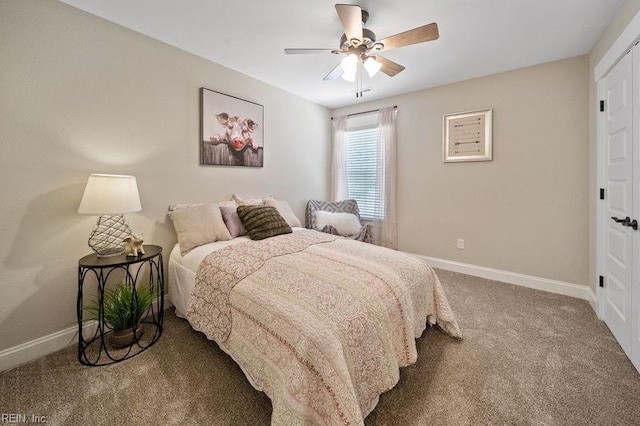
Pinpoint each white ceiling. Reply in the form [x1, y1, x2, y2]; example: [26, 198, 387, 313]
[60, 0, 622, 109]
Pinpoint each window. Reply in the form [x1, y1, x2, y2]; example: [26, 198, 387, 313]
[345, 127, 385, 220]
[332, 107, 397, 248]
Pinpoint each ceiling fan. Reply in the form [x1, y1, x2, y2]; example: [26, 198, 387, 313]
[284, 4, 439, 82]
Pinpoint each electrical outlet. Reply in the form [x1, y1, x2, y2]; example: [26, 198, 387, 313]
[457, 238, 465, 249]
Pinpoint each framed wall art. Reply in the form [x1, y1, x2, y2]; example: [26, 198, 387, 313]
[200, 88, 264, 167]
[443, 108, 492, 163]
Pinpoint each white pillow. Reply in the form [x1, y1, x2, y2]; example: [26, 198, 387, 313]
[169, 200, 236, 211]
[232, 194, 268, 206]
[169, 203, 232, 255]
[264, 197, 302, 227]
[314, 211, 362, 236]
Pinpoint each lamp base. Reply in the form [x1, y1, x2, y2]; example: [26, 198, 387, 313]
[88, 214, 133, 257]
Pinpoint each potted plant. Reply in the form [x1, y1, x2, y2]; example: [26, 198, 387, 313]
[85, 282, 155, 349]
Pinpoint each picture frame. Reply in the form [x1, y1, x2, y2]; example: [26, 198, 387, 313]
[443, 108, 492, 163]
[200, 88, 264, 167]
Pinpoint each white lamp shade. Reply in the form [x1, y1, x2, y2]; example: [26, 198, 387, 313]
[340, 54, 358, 74]
[364, 57, 382, 77]
[78, 174, 142, 215]
[341, 69, 357, 82]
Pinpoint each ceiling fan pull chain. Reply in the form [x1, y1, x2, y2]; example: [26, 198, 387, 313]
[355, 73, 359, 98]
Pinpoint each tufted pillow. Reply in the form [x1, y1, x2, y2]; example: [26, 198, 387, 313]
[169, 203, 232, 255]
[314, 211, 362, 236]
[219, 205, 246, 238]
[237, 205, 292, 240]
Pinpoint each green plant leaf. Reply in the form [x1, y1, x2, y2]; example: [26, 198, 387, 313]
[83, 281, 156, 331]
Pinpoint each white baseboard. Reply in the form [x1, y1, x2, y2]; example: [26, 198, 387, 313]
[0, 295, 173, 372]
[0, 321, 96, 373]
[418, 255, 595, 306]
[586, 287, 598, 313]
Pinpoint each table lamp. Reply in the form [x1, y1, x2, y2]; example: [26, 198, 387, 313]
[78, 174, 142, 257]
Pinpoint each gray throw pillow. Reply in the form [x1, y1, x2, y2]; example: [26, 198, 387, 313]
[236, 205, 292, 240]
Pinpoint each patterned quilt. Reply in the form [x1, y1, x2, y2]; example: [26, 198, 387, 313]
[186, 229, 461, 425]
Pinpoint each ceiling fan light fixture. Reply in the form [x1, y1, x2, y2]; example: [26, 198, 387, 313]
[364, 56, 382, 77]
[340, 53, 358, 74]
[341, 68, 357, 82]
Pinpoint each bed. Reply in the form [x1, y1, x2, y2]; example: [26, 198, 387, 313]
[169, 227, 461, 425]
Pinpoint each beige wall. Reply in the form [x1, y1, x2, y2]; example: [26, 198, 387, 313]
[1, 0, 621, 353]
[588, 1, 640, 293]
[333, 56, 589, 285]
[0, 0, 330, 351]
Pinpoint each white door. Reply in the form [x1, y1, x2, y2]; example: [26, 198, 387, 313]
[632, 45, 640, 369]
[604, 51, 633, 359]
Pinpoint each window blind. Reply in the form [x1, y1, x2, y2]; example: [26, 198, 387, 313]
[345, 128, 385, 220]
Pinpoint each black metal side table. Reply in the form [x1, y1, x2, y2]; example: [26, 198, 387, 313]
[77, 245, 164, 366]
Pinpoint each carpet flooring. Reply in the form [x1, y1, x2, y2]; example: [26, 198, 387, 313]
[2, 269, 640, 425]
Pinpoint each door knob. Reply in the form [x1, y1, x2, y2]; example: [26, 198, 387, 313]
[612, 216, 639, 230]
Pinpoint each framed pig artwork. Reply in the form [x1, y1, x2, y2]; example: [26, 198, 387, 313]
[200, 88, 264, 167]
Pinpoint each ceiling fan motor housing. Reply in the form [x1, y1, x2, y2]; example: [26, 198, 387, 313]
[340, 28, 377, 50]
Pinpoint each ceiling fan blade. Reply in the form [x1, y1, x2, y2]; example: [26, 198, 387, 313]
[377, 22, 439, 51]
[375, 56, 405, 77]
[284, 48, 339, 55]
[335, 4, 363, 43]
[323, 63, 344, 81]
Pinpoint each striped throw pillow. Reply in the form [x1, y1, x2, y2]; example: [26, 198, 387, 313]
[236, 205, 292, 240]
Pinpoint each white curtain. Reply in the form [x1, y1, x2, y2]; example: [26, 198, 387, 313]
[330, 115, 348, 201]
[371, 106, 398, 249]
